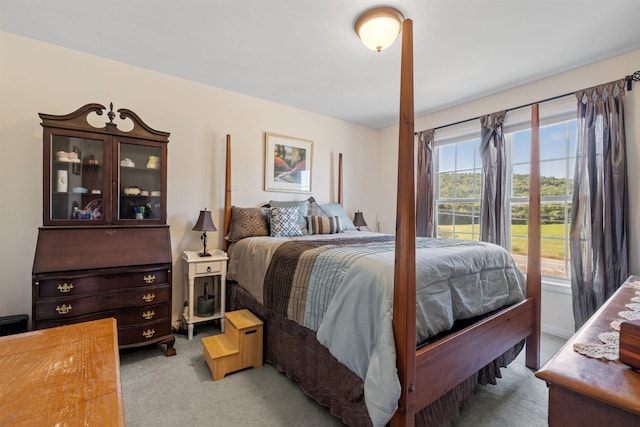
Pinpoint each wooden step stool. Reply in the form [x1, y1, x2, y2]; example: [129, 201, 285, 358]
[202, 309, 263, 380]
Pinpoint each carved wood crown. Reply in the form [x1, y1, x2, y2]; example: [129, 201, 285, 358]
[39, 102, 170, 143]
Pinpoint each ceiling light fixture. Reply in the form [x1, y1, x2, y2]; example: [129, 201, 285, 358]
[354, 6, 405, 52]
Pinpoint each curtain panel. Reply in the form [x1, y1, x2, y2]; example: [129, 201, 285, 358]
[416, 130, 435, 237]
[570, 79, 629, 330]
[479, 111, 508, 247]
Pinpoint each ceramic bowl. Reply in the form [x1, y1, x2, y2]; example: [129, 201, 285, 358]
[124, 186, 141, 196]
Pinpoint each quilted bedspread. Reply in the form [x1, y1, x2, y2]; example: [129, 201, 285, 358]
[227, 232, 526, 426]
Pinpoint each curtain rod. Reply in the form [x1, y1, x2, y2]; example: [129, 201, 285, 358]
[415, 69, 640, 135]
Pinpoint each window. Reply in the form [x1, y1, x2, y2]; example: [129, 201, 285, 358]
[433, 100, 577, 280]
[506, 120, 576, 279]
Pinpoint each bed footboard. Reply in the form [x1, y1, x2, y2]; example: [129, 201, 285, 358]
[414, 298, 535, 409]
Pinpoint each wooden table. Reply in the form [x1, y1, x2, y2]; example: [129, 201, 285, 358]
[0, 318, 125, 426]
[536, 277, 640, 426]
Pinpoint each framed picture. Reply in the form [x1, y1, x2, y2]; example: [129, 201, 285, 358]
[264, 132, 313, 193]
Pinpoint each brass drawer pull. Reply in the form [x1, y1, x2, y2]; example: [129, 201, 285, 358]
[143, 274, 156, 284]
[142, 329, 155, 339]
[142, 310, 155, 320]
[57, 282, 74, 293]
[56, 304, 72, 315]
[142, 293, 155, 303]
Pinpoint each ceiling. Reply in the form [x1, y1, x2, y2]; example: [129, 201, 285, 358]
[2, 0, 640, 129]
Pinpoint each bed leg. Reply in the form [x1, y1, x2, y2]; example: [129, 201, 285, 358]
[525, 296, 541, 370]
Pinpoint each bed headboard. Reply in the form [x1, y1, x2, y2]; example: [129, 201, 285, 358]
[222, 138, 345, 251]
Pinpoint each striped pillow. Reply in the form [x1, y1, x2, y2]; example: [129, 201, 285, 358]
[307, 215, 343, 234]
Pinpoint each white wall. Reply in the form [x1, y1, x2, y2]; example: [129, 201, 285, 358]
[376, 49, 640, 338]
[0, 32, 380, 324]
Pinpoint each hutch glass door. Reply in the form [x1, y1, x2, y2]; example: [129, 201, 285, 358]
[118, 142, 163, 221]
[50, 135, 105, 222]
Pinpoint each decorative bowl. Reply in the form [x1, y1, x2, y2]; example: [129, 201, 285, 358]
[124, 186, 141, 196]
[120, 158, 135, 168]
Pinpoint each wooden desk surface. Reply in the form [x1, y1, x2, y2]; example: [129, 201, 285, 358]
[536, 277, 640, 418]
[0, 318, 125, 426]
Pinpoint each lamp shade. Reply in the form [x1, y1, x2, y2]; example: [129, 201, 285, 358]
[192, 208, 217, 232]
[354, 7, 404, 52]
[353, 210, 367, 228]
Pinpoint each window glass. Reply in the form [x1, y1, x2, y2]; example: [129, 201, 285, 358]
[433, 109, 576, 281]
[438, 144, 455, 172]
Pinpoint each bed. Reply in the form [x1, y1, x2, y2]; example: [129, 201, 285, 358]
[222, 18, 540, 427]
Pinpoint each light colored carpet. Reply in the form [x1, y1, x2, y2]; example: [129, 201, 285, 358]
[120, 323, 565, 427]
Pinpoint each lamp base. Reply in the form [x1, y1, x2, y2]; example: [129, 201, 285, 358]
[198, 251, 212, 257]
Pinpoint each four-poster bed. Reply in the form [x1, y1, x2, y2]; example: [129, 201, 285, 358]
[221, 16, 540, 427]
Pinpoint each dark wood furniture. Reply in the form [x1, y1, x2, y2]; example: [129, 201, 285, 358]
[40, 103, 168, 226]
[32, 103, 175, 356]
[536, 277, 640, 426]
[0, 318, 125, 426]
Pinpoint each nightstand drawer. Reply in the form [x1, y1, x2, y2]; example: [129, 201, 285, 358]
[195, 261, 223, 275]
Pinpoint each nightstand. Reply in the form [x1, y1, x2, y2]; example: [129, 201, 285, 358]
[181, 250, 228, 340]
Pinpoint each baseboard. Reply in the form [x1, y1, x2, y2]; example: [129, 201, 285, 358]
[541, 323, 573, 339]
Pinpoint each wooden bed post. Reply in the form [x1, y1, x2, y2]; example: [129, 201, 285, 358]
[526, 106, 541, 369]
[338, 152, 343, 206]
[391, 18, 416, 427]
[223, 134, 232, 252]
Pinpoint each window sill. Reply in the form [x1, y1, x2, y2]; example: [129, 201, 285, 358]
[542, 277, 571, 295]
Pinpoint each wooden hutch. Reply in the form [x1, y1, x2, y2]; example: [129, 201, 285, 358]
[32, 103, 175, 356]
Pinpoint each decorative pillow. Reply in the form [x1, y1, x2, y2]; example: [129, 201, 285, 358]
[269, 207, 303, 237]
[307, 215, 343, 234]
[269, 199, 309, 235]
[226, 207, 269, 242]
[319, 203, 356, 230]
[307, 196, 325, 217]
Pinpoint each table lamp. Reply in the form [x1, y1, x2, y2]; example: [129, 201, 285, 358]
[353, 210, 368, 231]
[193, 208, 217, 257]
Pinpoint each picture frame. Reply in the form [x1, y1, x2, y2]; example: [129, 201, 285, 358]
[264, 132, 313, 193]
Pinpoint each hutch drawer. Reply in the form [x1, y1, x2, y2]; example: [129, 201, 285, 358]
[36, 269, 169, 298]
[115, 302, 170, 326]
[118, 319, 172, 346]
[36, 302, 170, 330]
[34, 285, 170, 321]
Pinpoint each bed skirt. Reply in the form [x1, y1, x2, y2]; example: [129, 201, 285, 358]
[227, 281, 524, 427]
